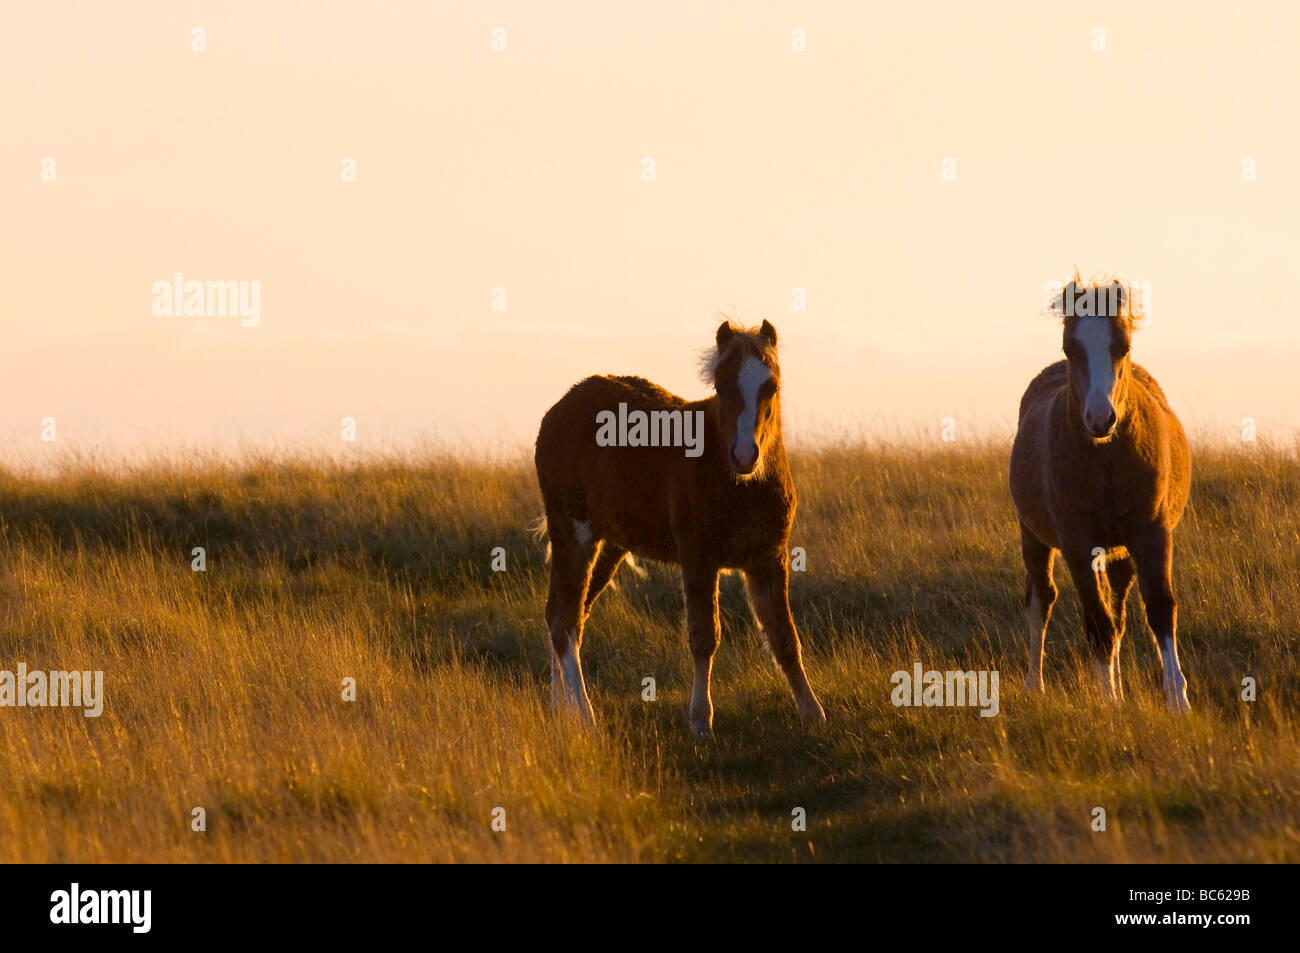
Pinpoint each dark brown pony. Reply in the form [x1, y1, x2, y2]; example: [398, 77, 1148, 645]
[1010, 276, 1191, 710]
[534, 319, 825, 738]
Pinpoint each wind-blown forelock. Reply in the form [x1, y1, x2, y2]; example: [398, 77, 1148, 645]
[1044, 268, 1143, 329]
[698, 320, 778, 387]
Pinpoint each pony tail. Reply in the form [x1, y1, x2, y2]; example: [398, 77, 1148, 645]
[529, 514, 551, 562]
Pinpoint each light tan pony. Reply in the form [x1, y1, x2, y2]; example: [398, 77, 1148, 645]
[534, 320, 825, 739]
[1010, 274, 1192, 710]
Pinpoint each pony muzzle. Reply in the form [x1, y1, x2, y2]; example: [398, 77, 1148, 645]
[729, 439, 759, 474]
[1083, 397, 1117, 438]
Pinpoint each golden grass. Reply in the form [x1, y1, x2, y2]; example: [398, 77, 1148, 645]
[0, 441, 1296, 862]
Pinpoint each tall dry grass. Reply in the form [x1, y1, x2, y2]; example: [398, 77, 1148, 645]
[0, 441, 1295, 862]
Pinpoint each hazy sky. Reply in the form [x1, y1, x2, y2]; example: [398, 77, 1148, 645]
[3, 1, 1297, 463]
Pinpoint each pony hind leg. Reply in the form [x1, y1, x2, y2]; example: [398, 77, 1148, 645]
[1062, 545, 1122, 704]
[1019, 524, 1057, 693]
[544, 516, 600, 727]
[1106, 555, 1137, 702]
[582, 543, 628, 620]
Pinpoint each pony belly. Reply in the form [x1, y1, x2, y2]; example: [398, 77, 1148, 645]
[581, 490, 680, 563]
[625, 540, 684, 565]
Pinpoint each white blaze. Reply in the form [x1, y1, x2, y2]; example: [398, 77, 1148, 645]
[1074, 318, 1115, 429]
[733, 356, 772, 465]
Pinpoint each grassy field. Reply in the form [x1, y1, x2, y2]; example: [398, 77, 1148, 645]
[0, 441, 1296, 863]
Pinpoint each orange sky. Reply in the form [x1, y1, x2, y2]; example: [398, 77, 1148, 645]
[2, 1, 1297, 464]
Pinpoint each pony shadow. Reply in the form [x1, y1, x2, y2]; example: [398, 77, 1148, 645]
[788, 561, 1028, 658]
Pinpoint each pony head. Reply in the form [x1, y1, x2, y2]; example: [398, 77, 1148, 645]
[1049, 273, 1140, 441]
[700, 318, 781, 476]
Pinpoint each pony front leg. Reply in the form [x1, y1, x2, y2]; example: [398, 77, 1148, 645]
[681, 564, 721, 740]
[545, 526, 600, 728]
[1062, 546, 1122, 703]
[1019, 524, 1057, 693]
[743, 557, 826, 724]
[1132, 527, 1191, 712]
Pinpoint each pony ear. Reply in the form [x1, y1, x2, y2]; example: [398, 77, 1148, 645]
[1062, 280, 1079, 317]
[1110, 280, 1128, 316]
[716, 321, 735, 348]
[759, 319, 778, 347]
